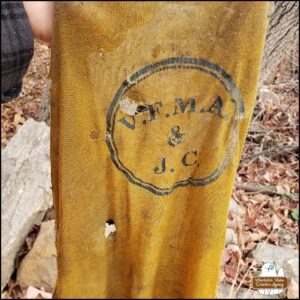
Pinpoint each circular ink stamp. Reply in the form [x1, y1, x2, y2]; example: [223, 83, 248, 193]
[106, 57, 244, 196]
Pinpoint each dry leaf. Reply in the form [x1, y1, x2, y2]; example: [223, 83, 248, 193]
[225, 266, 237, 279]
[276, 185, 288, 194]
[272, 214, 282, 230]
[245, 241, 257, 251]
[257, 224, 270, 233]
[221, 249, 231, 265]
[263, 172, 272, 183]
[250, 232, 266, 242]
[245, 216, 256, 227]
[13, 113, 25, 125]
[268, 232, 279, 244]
[226, 244, 242, 257]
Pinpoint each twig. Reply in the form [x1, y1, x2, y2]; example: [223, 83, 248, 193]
[235, 183, 280, 196]
[235, 183, 299, 201]
[229, 258, 242, 298]
[243, 144, 298, 161]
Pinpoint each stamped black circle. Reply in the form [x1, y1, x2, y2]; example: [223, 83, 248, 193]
[106, 57, 244, 196]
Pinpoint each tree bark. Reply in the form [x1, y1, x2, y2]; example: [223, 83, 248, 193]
[260, 1, 299, 84]
[36, 1, 299, 125]
[36, 79, 51, 126]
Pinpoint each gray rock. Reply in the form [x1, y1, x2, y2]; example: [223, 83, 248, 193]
[252, 243, 298, 268]
[229, 198, 240, 214]
[225, 228, 238, 246]
[17, 220, 57, 292]
[1, 119, 52, 291]
[259, 88, 279, 102]
[283, 258, 299, 284]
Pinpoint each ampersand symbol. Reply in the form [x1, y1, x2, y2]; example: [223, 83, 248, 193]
[168, 126, 185, 147]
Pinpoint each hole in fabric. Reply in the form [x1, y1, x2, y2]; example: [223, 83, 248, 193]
[120, 97, 138, 116]
[104, 219, 117, 239]
[106, 219, 114, 225]
[120, 97, 149, 116]
[135, 104, 149, 114]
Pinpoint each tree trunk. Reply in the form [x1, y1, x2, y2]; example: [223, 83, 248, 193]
[260, 1, 299, 84]
[36, 1, 299, 125]
[36, 79, 51, 125]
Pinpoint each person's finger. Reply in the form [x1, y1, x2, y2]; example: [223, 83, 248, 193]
[23, 1, 54, 44]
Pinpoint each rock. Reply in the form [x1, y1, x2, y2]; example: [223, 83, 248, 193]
[252, 243, 298, 268]
[17, 220, 57, 292]
[229, 198, 240, 214]
[278, 228, 297, 247]
[283, 258, 299, 283]
[259, 88, 279, 102]
[225, 228, 238, 246]
[287, 278, 299, 299]
[217, 282, 231, 298]
[1, 119, 52, 291]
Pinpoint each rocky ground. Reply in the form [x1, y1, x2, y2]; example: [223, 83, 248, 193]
[1, 41, 299, 299]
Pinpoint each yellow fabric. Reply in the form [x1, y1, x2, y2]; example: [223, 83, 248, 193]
[50, 2, 269, 298]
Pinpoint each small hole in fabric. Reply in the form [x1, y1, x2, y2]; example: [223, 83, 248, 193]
[104, 219, 117, 239]
[136, 105, 149, 114]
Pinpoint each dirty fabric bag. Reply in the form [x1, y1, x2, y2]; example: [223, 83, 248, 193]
[50, 2, 269, 298]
